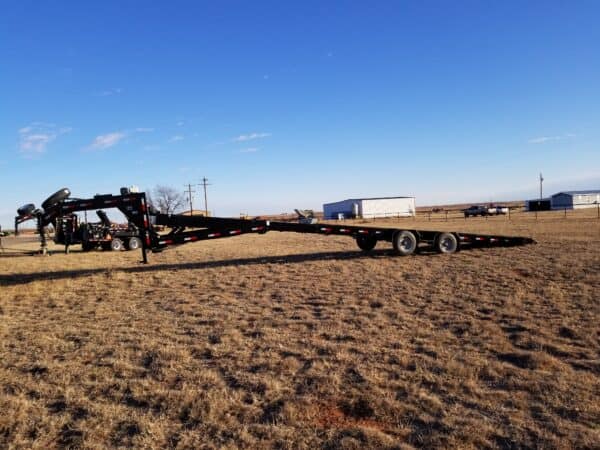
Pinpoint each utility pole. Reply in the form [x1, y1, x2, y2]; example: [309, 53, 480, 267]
[539, 172, 544, 200]
[184, 183, 197, 215]
[200, 177, 211, 216]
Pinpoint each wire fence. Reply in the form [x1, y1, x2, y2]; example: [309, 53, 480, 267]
[327, 204, 600, 223]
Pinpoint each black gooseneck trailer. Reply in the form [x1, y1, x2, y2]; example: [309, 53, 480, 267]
[27, 188, 535, 263]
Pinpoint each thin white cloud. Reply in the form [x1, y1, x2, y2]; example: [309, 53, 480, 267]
[233, 132, 271, 142]
[96, 88, 123, 96]
[176, 121, 185, 127]
[169, 135, 184, 142]
[18, 122, 72, 157]
[88, 132, 126, 150]
[239, 147, 259, 153]
[528, 133, 576, 144]
[135, 127, 154, 132]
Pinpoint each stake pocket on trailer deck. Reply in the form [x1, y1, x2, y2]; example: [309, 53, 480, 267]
[23, 187, 535, 264]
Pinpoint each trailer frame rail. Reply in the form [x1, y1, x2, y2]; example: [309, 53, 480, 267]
[29, 188, 535, 263]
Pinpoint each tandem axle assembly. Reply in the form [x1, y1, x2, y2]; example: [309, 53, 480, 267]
[16, 187, 536, 263]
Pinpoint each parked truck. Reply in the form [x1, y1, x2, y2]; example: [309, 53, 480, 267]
[54, 210, 141, 252]
[16, 196, 141, 252]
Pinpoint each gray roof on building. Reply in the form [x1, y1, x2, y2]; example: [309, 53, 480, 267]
[324, 196, 414, 204]
[552, 190, 600, 196]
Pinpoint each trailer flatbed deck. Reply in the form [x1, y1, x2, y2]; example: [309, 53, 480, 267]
[20, 188, 535, 264]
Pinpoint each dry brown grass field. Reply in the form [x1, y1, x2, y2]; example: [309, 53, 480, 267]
[1, 210, 599, 449]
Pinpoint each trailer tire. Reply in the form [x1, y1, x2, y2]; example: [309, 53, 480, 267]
[356, 235, 377, 252]
[127, 237, 142, 250]
[392, 230, 417, 256]
[17, 204, 36, 216]
[435, 232, 458, 254]
[82, 242, 94, 252]
[111, 238, 124, 251]
[41, 188, 71, 210]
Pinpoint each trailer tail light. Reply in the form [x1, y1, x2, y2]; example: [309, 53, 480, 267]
[358, 230, 369, 234]
[320, 227, 332, 233]
[207, 233, 221, 238]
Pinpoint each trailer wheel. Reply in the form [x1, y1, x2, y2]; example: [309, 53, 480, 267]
[17, 203, 36, 217]
[127, 237, 142, 250]
[393, 230, 417, 256]
[356, 235, 377, 252]
[435, 232, 458, 254]
[41, 188, 71, 210]
[111, 238, 124, 251]
[82, 242, 94, 252]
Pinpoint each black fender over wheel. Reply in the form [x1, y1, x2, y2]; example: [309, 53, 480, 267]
[17, 203, 36, 217]
[356, 234, 377, 252]
[41, 188, 71, 210]
[435, 232, 459, 254]
[392, 230, 418, 256]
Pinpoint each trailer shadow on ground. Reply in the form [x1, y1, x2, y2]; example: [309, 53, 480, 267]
[0, 252, 38, 258]
[0, 248, 407, 286]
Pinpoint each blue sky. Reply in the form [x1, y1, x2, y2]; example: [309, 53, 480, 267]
[1, 1, 599, 228]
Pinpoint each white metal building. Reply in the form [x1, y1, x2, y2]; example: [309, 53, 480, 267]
[551, 190, 600, 209]
[323, 196, 416, 219]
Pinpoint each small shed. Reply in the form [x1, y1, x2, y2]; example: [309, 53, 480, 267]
[525, 199, 551, 211]
[551, 190, 600, 209]
[323, 196, 416, 219]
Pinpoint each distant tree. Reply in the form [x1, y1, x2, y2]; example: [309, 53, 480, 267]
[148, 185, 185, 215]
